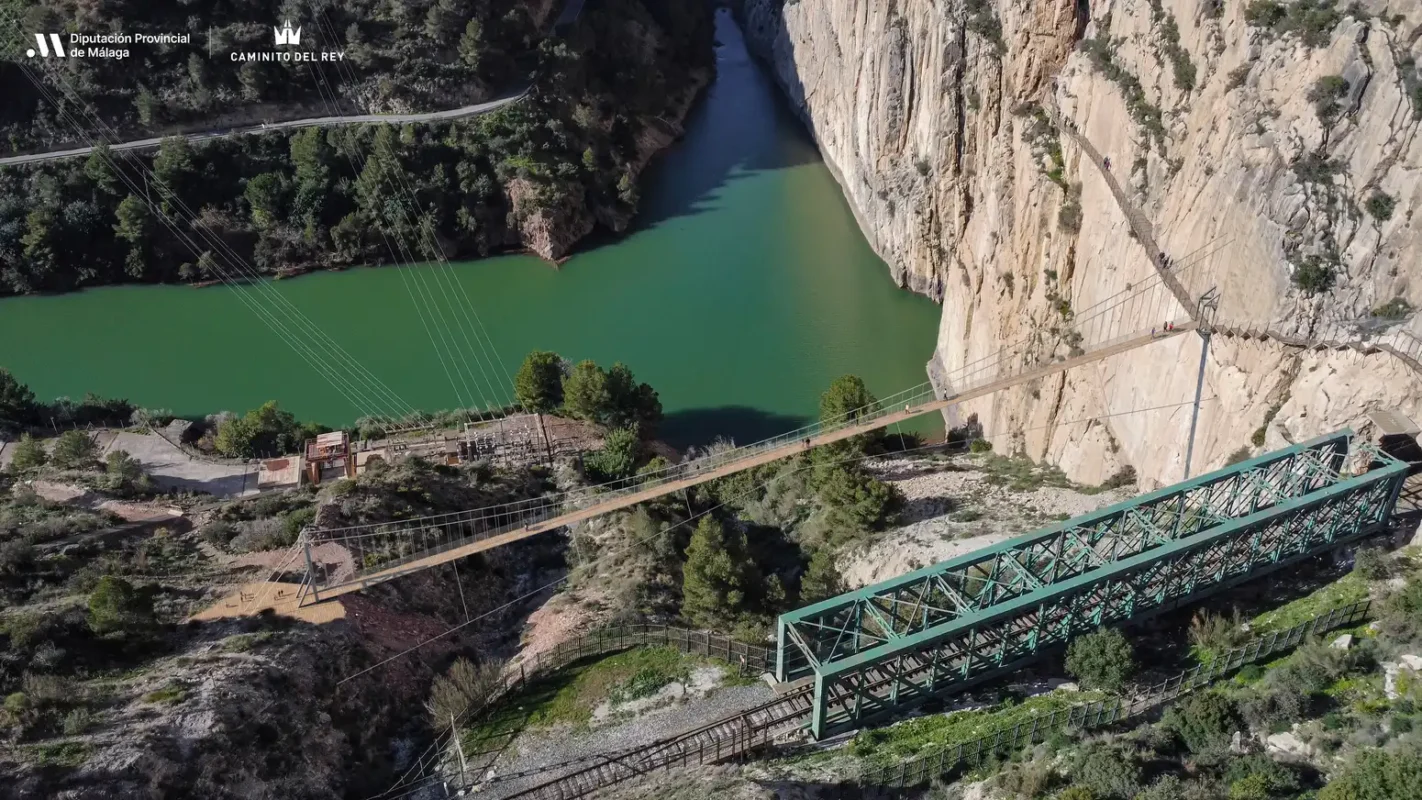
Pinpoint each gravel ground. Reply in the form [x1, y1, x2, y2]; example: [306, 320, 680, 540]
[472, 671, 777, 798]
[841, 456, 1133, 587]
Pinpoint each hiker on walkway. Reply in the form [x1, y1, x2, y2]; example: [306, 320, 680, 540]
[1103, 156, 1112, 170]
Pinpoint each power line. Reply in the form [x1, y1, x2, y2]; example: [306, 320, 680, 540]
[335, 394, 1217, 686]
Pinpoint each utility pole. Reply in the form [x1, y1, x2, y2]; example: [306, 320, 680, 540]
[1183, 289, 1220, 481]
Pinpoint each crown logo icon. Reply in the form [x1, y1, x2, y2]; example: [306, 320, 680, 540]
[274, 21, 301, 46]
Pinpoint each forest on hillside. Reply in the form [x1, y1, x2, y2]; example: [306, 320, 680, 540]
[0, 0, 557, 153]
[0, 0, 715, 296]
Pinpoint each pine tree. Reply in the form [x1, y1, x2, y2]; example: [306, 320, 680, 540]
[562, 360, 609, 422]
[514, 350, 565, 412]
[682, 517, 752, 626]
[800, 548, 845, 604]
[9, 434, 47, 471]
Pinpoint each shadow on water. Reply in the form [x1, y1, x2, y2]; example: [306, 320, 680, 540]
[586, 7, 821, 248]
[658, 405, 808, 451]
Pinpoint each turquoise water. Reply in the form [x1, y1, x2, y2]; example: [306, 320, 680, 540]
[0, 12, 942, 448]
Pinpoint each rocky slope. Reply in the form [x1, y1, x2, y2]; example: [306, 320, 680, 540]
[741, 0, 1422, 487]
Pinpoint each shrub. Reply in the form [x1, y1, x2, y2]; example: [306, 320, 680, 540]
[62, 707, 93, 735]
[1367, 191, 1397, 221]
[1163, 691, 1239, 753]
[1372, 298, 1411, 319]
[1319, 747, 1422, 800]
[969, 437, 994, 454]
[1066, 628, 1135, 691]
[9, 434, 48, 471]
[1072, 743, 1142, 799]
[1292, 255, 1335, 295]
[1058, 788, 1096, 800]
[88, 575, 153, 635]
[1226, 446, 1253, 466]
[1244, 0, 1287, 27]
[426, 656, 504, 727]
[50, 429, 99, 470]
[1308, 75, 1350, 123]
[1354, 546, 1391, 580]
[584, 426, 643, 482]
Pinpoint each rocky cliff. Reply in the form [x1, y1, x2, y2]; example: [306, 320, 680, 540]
[742, 0, 1422, 487]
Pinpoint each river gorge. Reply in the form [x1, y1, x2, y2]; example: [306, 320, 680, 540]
[0, 11, 942, 449]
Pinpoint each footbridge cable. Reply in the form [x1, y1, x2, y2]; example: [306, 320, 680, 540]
[362, 397, 1217, 798]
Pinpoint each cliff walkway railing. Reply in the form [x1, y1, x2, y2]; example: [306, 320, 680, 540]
[847, 599, 1372, 792]
[380, 623, 772, 799]
[1207, 319, 1422, 376]
[1042, 97, 1422, 382]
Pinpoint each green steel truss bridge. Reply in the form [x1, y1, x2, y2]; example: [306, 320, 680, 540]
[419, 431, 1407, 800]
[777, 430, 1407, 738]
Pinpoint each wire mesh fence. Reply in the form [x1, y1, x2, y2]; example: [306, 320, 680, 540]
[383, 623, 772, 797]
[850, 599, 1372, 791]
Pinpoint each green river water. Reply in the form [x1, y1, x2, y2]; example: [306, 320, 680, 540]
[0, 12, 942, 448]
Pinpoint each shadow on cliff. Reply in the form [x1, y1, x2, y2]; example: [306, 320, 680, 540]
[582, 6, 822, 250]
[658, 405, 808, 451]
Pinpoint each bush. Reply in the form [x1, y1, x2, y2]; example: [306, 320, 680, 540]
[1308, 75, 1349, 123]
[1292, 255, 1335, 295]
[1354, 546, 1391, 580]
[87, 575, 153, 635]
[62, 707, 93, 735]
[1319, 746, 1422, 800]
[1163, 691, 1239, 753]
[1066, 628, 1135, 691]
[969, 437, 994, 454]
[799, 548, 845, 604]
[50, 429, 99, 470]
[1372, 297, 1411, 319]
[426, 656, 504, 727]
[584, 427, 643, 483]
[1367, 191, 1397, 221]
[1072, 743, 1141, 799]
[9, 434, 48, 471]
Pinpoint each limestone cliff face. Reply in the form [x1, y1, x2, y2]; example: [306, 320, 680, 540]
[742, 0, 1422, 487]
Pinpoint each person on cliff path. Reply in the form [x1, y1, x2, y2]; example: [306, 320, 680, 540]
[1103, 156, 1111, 170]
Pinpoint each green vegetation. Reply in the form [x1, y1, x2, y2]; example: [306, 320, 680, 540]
[1321, 747, 1422, 799]
[1147, 0, 1197, 91]
[87, 575, 154, 635]
[513, 349, 566, 412]
[964, 0, 1005, 55]
[1252, 570, 1367, 633]
[141, 682, 186, 705]
[1065, 628, 1136, 692]
[465, 647, 704, 734]
[1373, 297, 1412, 319]
[1163, 690, 1239, 752]
[1308, 75, 1351, 124]
[682, 516, 771, 628]
[528, 351, 663, 436]
[1294, 254, 1337, 294]
[0, 1, 550, 153]
[585, 426, 643, 482]
[213, 400, 327, 458]
[49, 430, 98, 471]
[1079, 36, 1169, 152]
[848, 691, 1102, 767]
[1244, 0, 1344, 48]
[1367, 191, 1398, 222]
[1252, 400, 1284, 447]
[0, 369, 134, 434]
[0, 0, 715, 296]
[8, 433, 47, 471]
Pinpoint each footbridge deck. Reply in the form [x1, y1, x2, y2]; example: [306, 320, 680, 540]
[304, 323, 1197, 600]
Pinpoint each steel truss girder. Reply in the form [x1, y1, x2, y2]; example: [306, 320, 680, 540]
[804, 452, 1405, 738]
[776, 431, 1352, 681]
